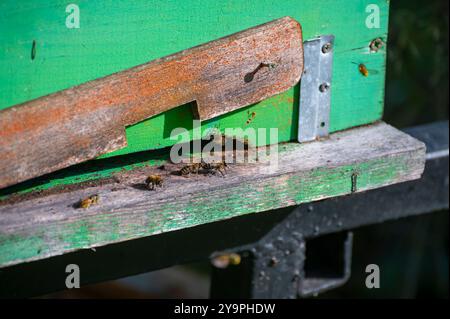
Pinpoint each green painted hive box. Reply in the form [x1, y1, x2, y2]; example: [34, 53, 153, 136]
[0, 0, 389, 196]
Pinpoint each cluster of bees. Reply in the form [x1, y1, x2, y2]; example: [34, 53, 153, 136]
[146, 160, 227, 190]
[178, 160, 227, 177]
[76, 160, 228, 208]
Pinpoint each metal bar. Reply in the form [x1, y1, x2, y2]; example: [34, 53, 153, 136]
[0, 121, 447, 298]
[210, 232, 354, 298]
[298, 35, 334, 142]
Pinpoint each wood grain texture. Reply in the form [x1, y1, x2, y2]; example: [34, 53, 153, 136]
[0, 0, 390, 194]
[0, 17, 303, 189]
[0, 122, 426, 268]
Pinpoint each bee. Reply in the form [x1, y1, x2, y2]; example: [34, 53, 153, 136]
[179, 163, 202, 176]
[358, 63, 369, 77]
[369, 38, 384, 52]
[201, 161, 228, 177]
[211, 253, 241, 269]
[77, 194, 99, 209]
[145, 174, 163, 190]
[246, 111, 257, 125]
[352, 62, 379, 77]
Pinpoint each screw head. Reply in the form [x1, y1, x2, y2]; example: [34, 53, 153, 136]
[269, 256, 279, 267]
[370, 38, 384, 52]
[319, 82, 330, 93]
[321, 42, 333, 54]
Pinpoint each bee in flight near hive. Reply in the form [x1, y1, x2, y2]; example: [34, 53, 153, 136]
[358, 63, 369, 77]
[77, 194, 100, 209]
[145, 174, 164, 190]
[352, 62, 379, 77]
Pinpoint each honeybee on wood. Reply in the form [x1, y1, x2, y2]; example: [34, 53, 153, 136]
[77, 194, 99, 209]
[201, 161, 228, 177]
[178, 160, 228, 177]
[179, 163, 202, 176]
[145, 174, 163, 190]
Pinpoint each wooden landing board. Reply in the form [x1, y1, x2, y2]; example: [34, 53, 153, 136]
[0, 122, 425, 268]
[0, 0, 389, 194]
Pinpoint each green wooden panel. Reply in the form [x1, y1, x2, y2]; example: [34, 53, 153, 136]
[0, 0, 389, 195]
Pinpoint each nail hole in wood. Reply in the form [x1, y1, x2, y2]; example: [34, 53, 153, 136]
[31, 40, 36, 60]
[351, 172, 358, 193]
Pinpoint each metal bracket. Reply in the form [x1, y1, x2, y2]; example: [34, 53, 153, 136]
[298, 35, 335, 143]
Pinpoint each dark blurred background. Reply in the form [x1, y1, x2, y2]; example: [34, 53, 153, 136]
[322, 0, 449, 298]
[385, 0, 448, 127]
[45, 0, 449, 299]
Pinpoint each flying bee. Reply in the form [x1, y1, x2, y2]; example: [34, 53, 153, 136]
[77, 194, 99, 209]
[145, 174, 163, 190]
[178, 163, 202, 176]
[352, 62, 379, 77]
[358, 63, 369, 77]
[211, 253, 241, 269]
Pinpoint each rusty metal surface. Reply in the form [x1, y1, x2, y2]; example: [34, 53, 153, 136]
[0, 17, 303, 189]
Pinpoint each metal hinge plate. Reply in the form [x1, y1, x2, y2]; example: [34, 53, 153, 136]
[298, 35, 335, 143]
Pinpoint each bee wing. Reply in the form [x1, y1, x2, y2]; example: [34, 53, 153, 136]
[367, 68, 379, 75]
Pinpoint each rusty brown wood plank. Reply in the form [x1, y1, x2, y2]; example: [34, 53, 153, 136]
[0, 17, 303, 189]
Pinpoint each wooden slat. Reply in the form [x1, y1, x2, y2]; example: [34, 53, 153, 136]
[0, 122, 425, 268]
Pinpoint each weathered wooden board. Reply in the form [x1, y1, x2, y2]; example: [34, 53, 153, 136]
[0, 0, 390, 194]
[0, 123, 425, 268]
